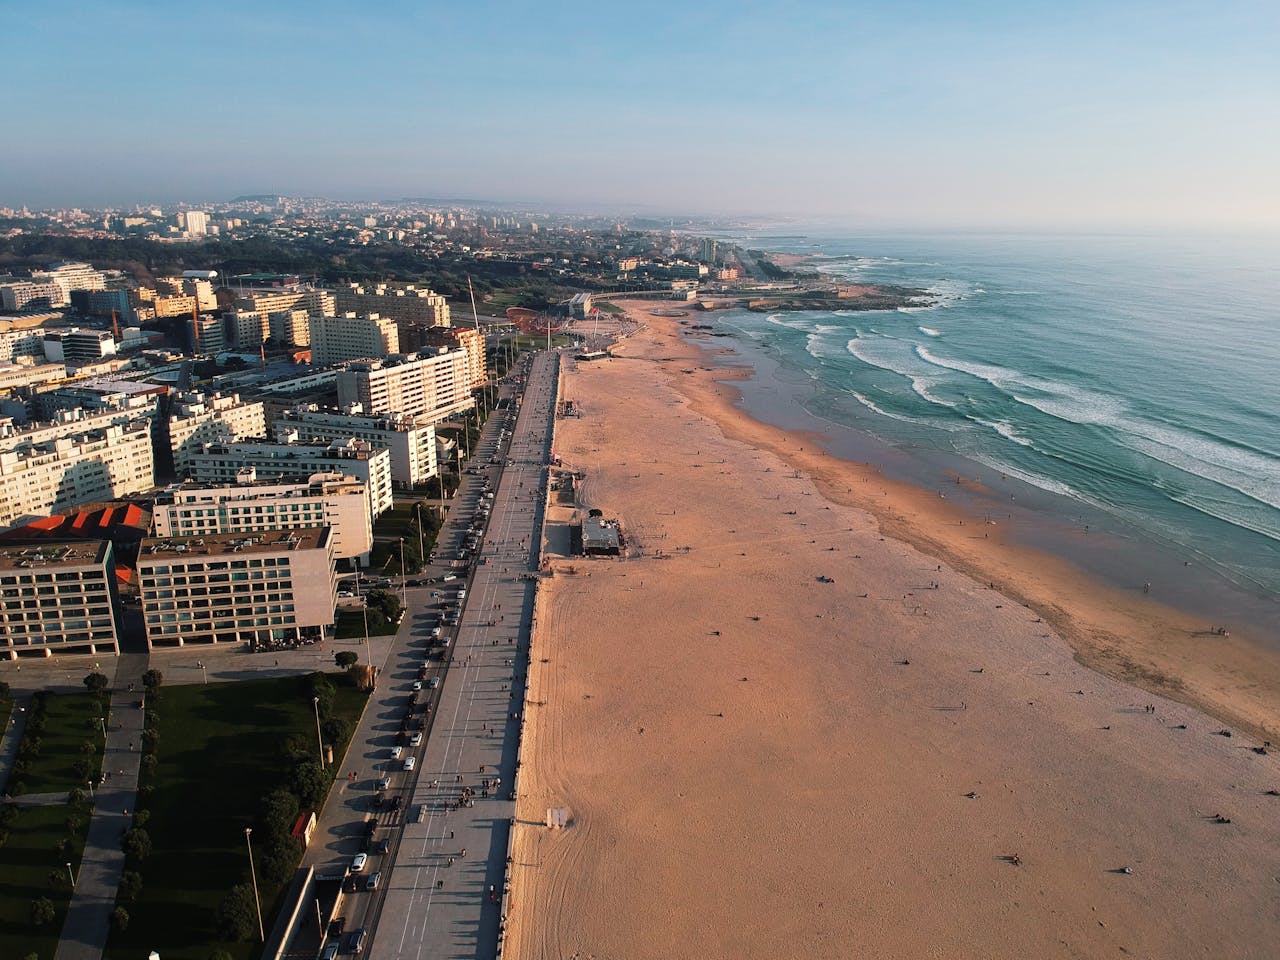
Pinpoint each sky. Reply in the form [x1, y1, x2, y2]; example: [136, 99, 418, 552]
[2, 0, 1278, 230]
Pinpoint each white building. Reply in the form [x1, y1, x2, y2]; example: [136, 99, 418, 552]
[0, 540, 119, 659]
[183, 211, 209, 237]
[152, 473, 373, 566]
[336, 349, 474, 422]
[0, 418, 155, 529]
[41, 329, 117, 365]
[166, 392, 268, 478]
[335, 282, 450, 327]
[30, 262, 105, 306]
[308, 313, 400, 366]
[136, 527, 335, 649]
[272, 405, 437, 488]
[184, 438, 393, 519]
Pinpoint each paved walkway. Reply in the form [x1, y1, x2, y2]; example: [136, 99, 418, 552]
[54, 652, 149, 960]
[0, 691, 31, 797]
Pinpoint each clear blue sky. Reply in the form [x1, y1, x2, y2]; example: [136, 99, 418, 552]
[3, 0, 1277, 229]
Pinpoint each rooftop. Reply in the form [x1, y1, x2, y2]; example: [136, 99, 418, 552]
[139, 527, 328, 560]
[0, 539, 110, 571]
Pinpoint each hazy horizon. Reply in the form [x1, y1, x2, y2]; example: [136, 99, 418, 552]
[4, 0, 1278, 231]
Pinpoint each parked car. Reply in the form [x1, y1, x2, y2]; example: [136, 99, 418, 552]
[350, 852, 368, 873]
[378, 776, 391, 791]
[404, 756, 416, 771]
[428, 676, 441, 689]
[410, 731, 423, 746]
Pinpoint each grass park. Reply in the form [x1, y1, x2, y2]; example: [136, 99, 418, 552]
[103, 673, 367, 960]
[0, 690, 102, 960]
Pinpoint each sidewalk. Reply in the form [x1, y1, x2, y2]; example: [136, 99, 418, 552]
[54, 652, 149, 960]
[0, 691, 31, 796]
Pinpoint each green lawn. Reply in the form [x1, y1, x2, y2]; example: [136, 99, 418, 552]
[334, 609, 400, 640]
[11, 693, 106, 797]
[0, 801, 92, 960]
[103, 675, 367, 960]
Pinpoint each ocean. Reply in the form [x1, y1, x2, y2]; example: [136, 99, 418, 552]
[706, 231, 1280, 636]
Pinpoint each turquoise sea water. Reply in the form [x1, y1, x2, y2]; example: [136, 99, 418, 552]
[712, 232, 1280, 618]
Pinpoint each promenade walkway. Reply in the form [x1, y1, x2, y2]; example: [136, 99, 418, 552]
[53, 651, 149, 960]
[0, 692, 31, 796]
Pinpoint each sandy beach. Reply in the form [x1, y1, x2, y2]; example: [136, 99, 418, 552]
[505, 303, 1280, 960]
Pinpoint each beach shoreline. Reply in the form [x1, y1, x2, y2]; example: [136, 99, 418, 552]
[665, 308, 1280, 743]
[504, 302, 1280, 960]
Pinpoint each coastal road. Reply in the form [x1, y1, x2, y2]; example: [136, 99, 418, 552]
[369, 349, 558, 960]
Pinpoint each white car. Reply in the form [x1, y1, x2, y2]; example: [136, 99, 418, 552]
[351, 852, 368, 873]
[391, 745, 402, 759]
[404, 757, 416, 771]
[412, 680, 422, 691]
[410, 732, 423, 746]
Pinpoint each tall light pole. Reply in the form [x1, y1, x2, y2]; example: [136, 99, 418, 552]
[244, 827, 265, 942]
[197, 659, 207, 684]
[399, 538, 408, 609]
[66, 862, 76, 887]
[312, 696, 324, 766]
[86, 779, 94, 800]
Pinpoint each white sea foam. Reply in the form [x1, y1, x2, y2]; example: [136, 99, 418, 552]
[918, 326, 942, 337]
[849, 390, 926, 425]
[971, 417, 1035, 448]
[968, 453, 1080, 501]
[915, 344, 1031, 393]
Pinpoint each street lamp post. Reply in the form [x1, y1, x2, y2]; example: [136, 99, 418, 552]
[86, 779, 94, 800]
[198, 660, 207, 684]
[66, 862, 76, 887]
[312, 696, 324, 766]
[399, 538, 407, 609]
[244, 827, 265, 942]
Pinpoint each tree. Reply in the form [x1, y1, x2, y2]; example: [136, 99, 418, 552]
[321, 716, 350, 746]
[30, 896, 55, 927]
[122, 827, 151, 862]
[83, 672, 109, 694]
[214, 883, 258, 941]
[291, 760, 328, 810]
[334, 651, 358, 668]
[141, 669, 163, 693]
[119, 869, 143, 901]
[259, 788, 298, 841]
[111, 906, 129, 931]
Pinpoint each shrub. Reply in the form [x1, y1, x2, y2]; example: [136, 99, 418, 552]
[30, 896, 55, 927]
[111, 906, 129, 931]
[119, 869, 143, 901]
[142, 669, 163, 692]
[122, 827, 151, 862]
[214, 883, 258, 941]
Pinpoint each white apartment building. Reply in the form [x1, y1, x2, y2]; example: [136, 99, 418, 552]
[0, 279, 62, 312]
[336, 349, 474, 422]
[335, 282, 450, 326]
[184, 438, 393, 518]
[136, 527, 335, 649]
[416, 325, 487, 389]
[0, 361, 68, 392]
[0, 540, 119, 659]
[0, 418, 155, 529]
[0, 326, 48, 361]
[225, 309, 268, 348]
[183, 210, 209, 237]
[308, 313, 400, 366]
[30, 262, 105, 306]
[152, 473, 373, 565]
[167, 392, 267, 478]
[272, 405, 437, 487]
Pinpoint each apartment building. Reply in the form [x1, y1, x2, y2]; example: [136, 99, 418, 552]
[335, 349, 474, 422]
[166, 392, 267, 478]
[136, 527, 335, 649]
[189, 313, 226, 354]
[152, 473, 372, 565]
[0, 361, 68, 393]
[0, 279, 61, 312]
[0, 540, 119, 659]
[0, 418, 155, 529]
[334, 282, 450, 327]
[0, 324, 48, 361]
[272, 404, 437, 487]
[414, 325, 487, 389]
[30, 262, 105, 306]
[308, 313, 399, 366]
[184, 438, 393, 518]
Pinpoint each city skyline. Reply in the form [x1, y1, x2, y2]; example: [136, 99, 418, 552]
[3, 0, 1279, 229]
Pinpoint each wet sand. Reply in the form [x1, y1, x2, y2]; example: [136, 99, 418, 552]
[505, 304, 1280, 960]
